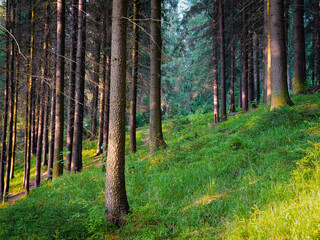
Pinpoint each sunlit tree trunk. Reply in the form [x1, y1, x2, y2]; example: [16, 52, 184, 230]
[105, 0, 130, 227]
[292, 0, 306, 95]
[242, 2, 248, 113]
[212, 0, 219, 124]
[270, 0, 293, 109]
[263, 0, 272, 104]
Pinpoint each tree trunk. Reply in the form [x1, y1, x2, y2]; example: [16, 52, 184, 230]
[66, 0, 78, 171]
[71, 0, 86, 172]
[315, 0, 320, 86]
[149, 0, 167, 152]
[292, 0, 306, 95]
[96, 14, 106, 156]
[270, 0, 293, 109]
[242, 2, 248, 113]
[3, 0, 15, 201]
[130, 0, 139, 153]
[213, 0, 219, 124]
[105, 0, 129, 227]
[229, 0, 236, 113]
[90, 14, 101, 140]
[263, 0, 272, 104]
[53, 0, 65, 179]
[219, 0, 226, 121]
[256, 36, 261, 103]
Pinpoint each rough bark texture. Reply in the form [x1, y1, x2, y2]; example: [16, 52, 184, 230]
[66, 0, 78, 171]
[105, 0, 130, 227]
[263, 0, 272, 104]
[256, 37, 261, 103]
[53, 0, 65, 179]
[212, 0, 219, 124]
[270, 0, 293, 109]
[130, 0, 139, 153]
[292, 0, 306, 95]
[242, 2, 248, 113]
[48, 69, 56, 180]
[149, 0, 167, 152]
[71, 0, 86, 172]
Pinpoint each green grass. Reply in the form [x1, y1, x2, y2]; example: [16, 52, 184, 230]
[1, 94, 320, 239]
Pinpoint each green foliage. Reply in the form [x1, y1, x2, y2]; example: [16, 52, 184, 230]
[1, 94, 320, 239]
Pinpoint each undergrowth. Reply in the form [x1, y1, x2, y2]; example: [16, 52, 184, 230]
[1, 94, 320, 239]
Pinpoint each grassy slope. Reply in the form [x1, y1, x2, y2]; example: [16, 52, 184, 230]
[1, 94, 320, 239]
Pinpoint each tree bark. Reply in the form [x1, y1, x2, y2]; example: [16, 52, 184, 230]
[52, 0, 65, 179]
[270, 0, 293, 109]
[213, 0, 219, 124]
[66, 0, 78, 171]
[263, 0, 272, 104]
[242, 2, 248, 113]
[229, 0, 236, 113]
[149, 0, 167, 152]
[130, 0, 139, 153]
[71, 0, 86, 172]
[105, 0, 130, 227]
[219, 0, 226, 121]
[292, 0, 306, 95]
[315, 0, 320, 86]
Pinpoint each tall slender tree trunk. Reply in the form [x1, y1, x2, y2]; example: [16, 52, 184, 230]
[292, 0, 306, 95]
[105, 0, 129, 227]
[219, 0, 226, 121]
[270, 0, 293, 109]
[36, 1, 50, 186]
[315, 0, 320, 86]
[10, 0, 21, 179]
[213, 0, 219, 124]
[256, 36, 261, 103]
[229, 0, 236, 113]
[3, 0, 15, 201]
[66, 0, 78, 171]
[149, 0, 167, 152]
[25, 4, 35, 194]
[103, 9, 111, 154]
[96, 14, 106, 156]
[71, 0, 86, 172]
[52, 0, 65, 179]
[242, 2, 248, 113]
[130, 0, 139, 153]
[263, 0, 272, 104]
[91, 14, 101, 139]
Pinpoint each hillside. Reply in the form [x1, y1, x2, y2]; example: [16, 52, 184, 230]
[1, 94, 320, 239]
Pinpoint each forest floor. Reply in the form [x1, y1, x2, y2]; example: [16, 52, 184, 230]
[1, 94, 320, 239]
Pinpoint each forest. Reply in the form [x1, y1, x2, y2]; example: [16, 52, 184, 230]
[0, 0, 320, 239]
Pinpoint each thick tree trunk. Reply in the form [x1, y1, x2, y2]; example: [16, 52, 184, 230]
[219, 0, 226, 121]
[270, 0, 293, 109]
[149, 0, 167, 152]
[130, 0, 139, 153]
[71, 0, 86, 172]
[66, 0, 78, 171]
[242, 2, 248, 113]
[105, 0, 129, 227]
[53, 0, 65, 179]
[292, 0, 306, 95]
